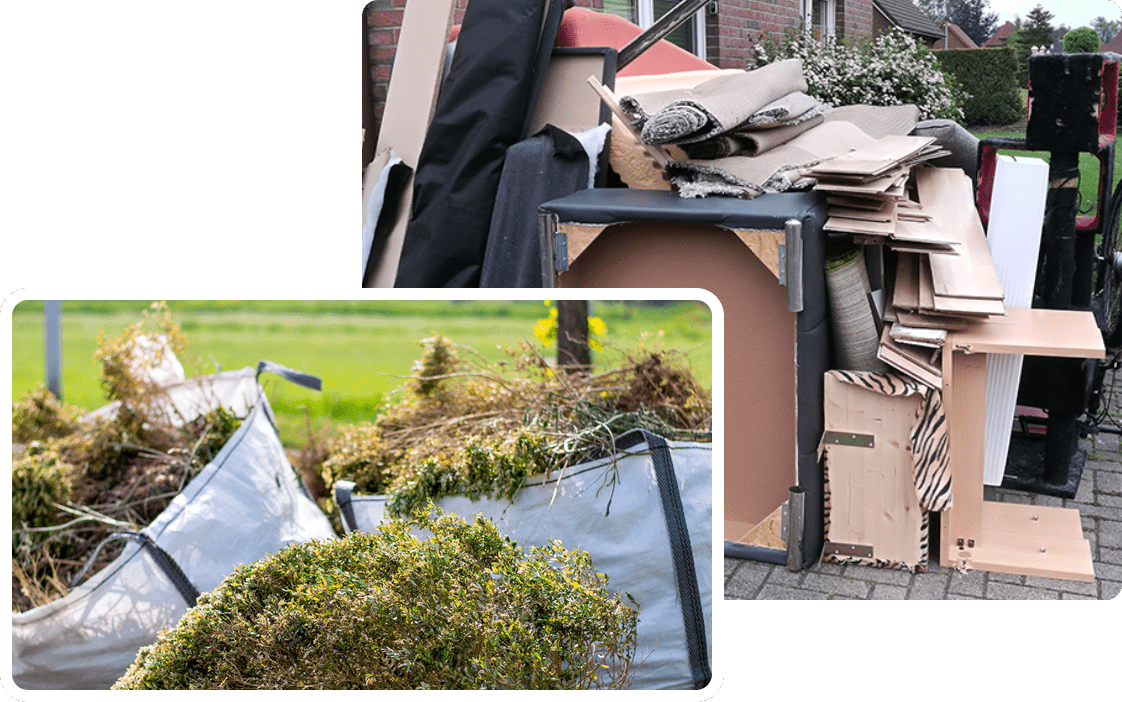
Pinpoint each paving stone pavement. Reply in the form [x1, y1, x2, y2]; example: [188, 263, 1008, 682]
[725, 367, 1122, 601]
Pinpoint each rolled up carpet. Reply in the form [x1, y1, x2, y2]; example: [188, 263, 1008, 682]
[824, 246, 888, 373]
[619, 59, 807, 145]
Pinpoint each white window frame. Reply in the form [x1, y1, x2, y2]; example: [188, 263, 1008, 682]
[801, 0, 837, 40]
[633, 1, 708, 61]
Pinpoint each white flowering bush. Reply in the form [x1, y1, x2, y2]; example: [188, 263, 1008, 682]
[750, 28, 966, 122]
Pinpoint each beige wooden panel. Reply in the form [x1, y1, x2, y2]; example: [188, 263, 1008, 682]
[823, 373, 925, 566]
[558, 221, 797, 532]
[364, 0, 457, 287]
[918, 168, 1005, 303]
[945, 503, 1095, 582]
[951, 307, 1105, 358]
[732, 229, 784, 281]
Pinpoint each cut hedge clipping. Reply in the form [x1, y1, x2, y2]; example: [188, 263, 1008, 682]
[114, 508, 639, 690]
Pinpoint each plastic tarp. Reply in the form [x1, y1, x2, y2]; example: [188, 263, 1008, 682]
[10, 370, 336, 690]
[335, 433, 712, 691]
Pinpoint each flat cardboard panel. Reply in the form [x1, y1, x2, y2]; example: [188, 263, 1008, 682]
[528, 49, 615, 136]
[364, 0, 457, 287]
[558, 221, 797, 532]
[824, 373, 925, 566]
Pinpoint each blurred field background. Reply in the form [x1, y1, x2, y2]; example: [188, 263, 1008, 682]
[11, 300, 713, 446]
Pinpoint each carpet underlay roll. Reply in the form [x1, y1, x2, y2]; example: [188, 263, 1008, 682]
[667, 105, 921, 198]
[620, 59, 808, 145]
[825, 247, 888, 373]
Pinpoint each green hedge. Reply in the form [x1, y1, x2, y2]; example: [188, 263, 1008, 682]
[935, 48, 1024, 127]
[1064, 27, 1101, 54]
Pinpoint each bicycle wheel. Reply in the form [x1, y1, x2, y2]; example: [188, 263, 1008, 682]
[1096, 183, 1122, 349]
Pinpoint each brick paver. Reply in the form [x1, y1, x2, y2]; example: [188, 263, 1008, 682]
[724, 367, 1122, 601]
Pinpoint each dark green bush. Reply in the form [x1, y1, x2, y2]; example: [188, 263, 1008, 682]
[114, 509, 639, 690]
[935, 48, 1024, 126]
[1064, 27, 1101, 54]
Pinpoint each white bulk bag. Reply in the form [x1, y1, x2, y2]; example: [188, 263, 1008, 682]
[334, 431, 712, 691]
[11, 371, 336, 690]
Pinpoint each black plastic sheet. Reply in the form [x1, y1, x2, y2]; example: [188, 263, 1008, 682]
[395, 0, 566, 287]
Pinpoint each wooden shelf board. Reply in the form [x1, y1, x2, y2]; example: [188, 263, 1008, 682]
[943, 501, 1094, 582]
[952, 308, 1106, 358]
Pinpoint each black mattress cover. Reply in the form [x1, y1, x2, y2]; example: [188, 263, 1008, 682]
[540, 188, 823, 231]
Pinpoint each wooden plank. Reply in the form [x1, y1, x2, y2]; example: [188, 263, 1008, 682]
[364, 0, 458, 288]
[810, 135, 937, 179]
[917, 254, 935, 311]
[918, 168, 1005, 303]
[893, 218, 959, 248]
[896, 309, 970, 331]
[946, 502, 1095, 582]
[828, 195, 895, 211]
[877, 326, 941, 389]
[932, 293, 1005, 317]
[951, 307, 1106, 358]
[892, 252, 920, 311]
[825, 215, 896, 236]
[824, 372, 926, 567]
[588, 77, 671, 168]
[829, 202, 896, 223]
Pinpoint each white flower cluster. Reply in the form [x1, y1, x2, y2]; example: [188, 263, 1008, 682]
[750, 28, 966, 122]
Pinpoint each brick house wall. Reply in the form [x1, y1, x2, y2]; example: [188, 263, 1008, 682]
[363, 0, 874, 155]
[706, 0, 802, 68]
[837, 0, 874, 44]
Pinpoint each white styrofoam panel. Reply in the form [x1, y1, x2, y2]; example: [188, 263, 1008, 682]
[983, 155, 1049, 485]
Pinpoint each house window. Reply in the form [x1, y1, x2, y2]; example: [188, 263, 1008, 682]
[603, 0, 708, 60]
[801, 0, 837, 40]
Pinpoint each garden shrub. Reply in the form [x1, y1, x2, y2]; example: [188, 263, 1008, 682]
[114, 508, 639, 690]
[1064, 27, 1101, 54]
[11, 303, 246, 612]
[935, 47, 1024, 127]
[750, 28, 965, 121]
[11, 386, 83, 444]
[318, 334, 712, 516]
[12, 445, 74, 546]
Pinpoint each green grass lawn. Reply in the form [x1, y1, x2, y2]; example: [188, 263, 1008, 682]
[969, 126, 1122, 222]
[11, 300, 713, 446]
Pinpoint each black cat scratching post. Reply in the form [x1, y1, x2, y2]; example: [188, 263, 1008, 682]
[1004, 54, 1111, 497]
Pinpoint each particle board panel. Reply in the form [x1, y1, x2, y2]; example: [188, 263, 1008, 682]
[939, 322, 1099, 582]
[809, 135, 937, 179]
[557, 221, 798, 531]
[951, 308, 1105, 358]
[732, 229, 785, 281]
[823, 372, 926, 567]
[918, 168, 1005, 304]
[895, 309, 970, 331]
[364, 0, 457, 287]
[741, 504, 786, 550]
[944, 502, 1094, 582]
